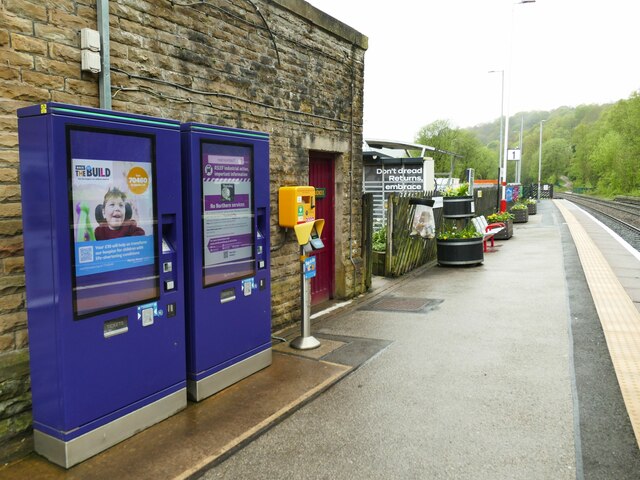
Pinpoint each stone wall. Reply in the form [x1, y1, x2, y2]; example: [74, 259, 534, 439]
[0, 0, 367, 463]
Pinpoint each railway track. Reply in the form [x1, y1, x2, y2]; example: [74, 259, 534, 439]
[556, 192, 640, 251]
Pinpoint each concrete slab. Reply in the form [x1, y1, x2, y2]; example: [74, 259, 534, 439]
[0, 353, 351, 480]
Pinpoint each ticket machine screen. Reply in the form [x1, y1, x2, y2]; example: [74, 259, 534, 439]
[200, 141, 255, 286]
[68, 127, 159, 317]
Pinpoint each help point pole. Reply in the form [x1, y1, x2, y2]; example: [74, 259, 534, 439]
[290, 247, 320, 350]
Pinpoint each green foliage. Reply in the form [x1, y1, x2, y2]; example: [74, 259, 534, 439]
[415, 120, 496, 180]
[372, 226, 387, 252]
[441, 183, 469, 197]
[510, 202, 527, 211]
[451, 92, 640, 196]
[522, 198, 536, 205]
[487, 211, 514, 222]
[437, 221, 482, 240]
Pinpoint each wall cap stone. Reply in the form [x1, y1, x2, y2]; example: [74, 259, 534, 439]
[272, 0, 368, 50]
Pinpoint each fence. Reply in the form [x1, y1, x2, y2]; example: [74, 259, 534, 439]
[362, 187, 500, 281]
[521, 183, 554, 199]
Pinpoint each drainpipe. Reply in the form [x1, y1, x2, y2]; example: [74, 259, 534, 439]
[97, 0, 111, 109]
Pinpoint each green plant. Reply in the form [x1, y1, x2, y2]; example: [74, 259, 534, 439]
[441, 182, 469, 197]
[510, 202, 528, 210]
[372, 226, 387, 251]
[437, 220, 482, 240]
[487, 211, 514, 223]
[523, 198, 537, 205]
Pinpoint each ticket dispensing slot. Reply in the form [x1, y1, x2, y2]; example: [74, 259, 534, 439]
[256, 207, 267, 270]
[162, 214, 177, 293]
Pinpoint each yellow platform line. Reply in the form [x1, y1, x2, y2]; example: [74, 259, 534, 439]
[555, 200, 640, 448]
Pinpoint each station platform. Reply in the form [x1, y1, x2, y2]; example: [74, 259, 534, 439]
[2, 199, 640, 479]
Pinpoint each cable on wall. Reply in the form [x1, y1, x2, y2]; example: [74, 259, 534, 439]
[170, 0, 281, 66]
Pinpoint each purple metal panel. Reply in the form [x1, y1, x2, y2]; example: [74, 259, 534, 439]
[18, 103, 186, 441]
[181, 123, 271, 382]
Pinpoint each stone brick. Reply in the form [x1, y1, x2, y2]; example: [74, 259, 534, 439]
[0, 66, 20, 81]
[0, 11, 33, 35]
[0, 334, 14, 352]
[65, 78, 99, 96]
[0, 312, 26, 334]
[3, 257, 24, 274]
[6, 0, 47, 22]
[51, 90, 99, 107]
[0, 31, 9, 47]
[43, 0, 75, 12]
[0, 116, 17, 133]
[0, 168, 17, 182]
[0, 186, 21, 203]
[0, 83, 50, 103]
[49, 43, 80, 63]
[0, 411, 31, 442]
[0, 150, 19, 165]
[0, 391, 31, 420]
[0, 50, 35, 69]
[10, 34, 47, 56]
[14, 329, 27, 350]
[0, 134, 19, 149]
[34, 23, 78, 46]
[35, 57, 79, 78]
[21, 71, 65, 91]
[49, 9, 93, 31]
[0, 221, 23, 236]
[0, 276, 25, 296]
[0, 237, 24, 258]
[0, 203, 21, 218]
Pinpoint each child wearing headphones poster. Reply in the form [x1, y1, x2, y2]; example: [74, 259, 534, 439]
[71, 158, 155, 290]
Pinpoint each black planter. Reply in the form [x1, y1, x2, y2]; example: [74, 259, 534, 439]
[492, 219, 513, 240]
[442, 196, 475, 218]
[511, 208, 529, 223]
[527, 203, 537, 215]
[436, 237, 484, 266]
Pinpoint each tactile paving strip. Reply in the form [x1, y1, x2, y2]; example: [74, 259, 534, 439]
[556, 200, 640, 448]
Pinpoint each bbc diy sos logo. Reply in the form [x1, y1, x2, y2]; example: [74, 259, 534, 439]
[127, 167, 149, 194]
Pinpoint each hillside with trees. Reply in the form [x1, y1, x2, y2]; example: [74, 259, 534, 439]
[416, 91, 640, 196]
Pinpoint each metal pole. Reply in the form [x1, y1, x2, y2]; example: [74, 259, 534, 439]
[537, 120, 545, 200]
[517, 115, 524, 184]
[97, 0, 111, 109]
[290, 247, 320, 350]
[500, 0, 536, 211]
[489, 70, 504, 210]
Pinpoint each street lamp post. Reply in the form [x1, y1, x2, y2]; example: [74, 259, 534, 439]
[489, 69, 504, 208]
[537, 119, 545, 200]
[499, 0, 536, 212]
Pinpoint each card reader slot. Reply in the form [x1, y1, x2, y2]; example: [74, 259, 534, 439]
[220, 287, 236, 304]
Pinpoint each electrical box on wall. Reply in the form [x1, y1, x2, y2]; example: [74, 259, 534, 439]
[278, 186, 316, 228]
[81, 28, 101, 73]
[81, 28, 101, 51]
[81, 50, 101, 73]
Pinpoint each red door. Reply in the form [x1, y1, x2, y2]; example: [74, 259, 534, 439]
[309, 152, 335, 305]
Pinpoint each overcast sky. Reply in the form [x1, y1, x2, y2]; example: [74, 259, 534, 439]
[306, 0, 640, 142]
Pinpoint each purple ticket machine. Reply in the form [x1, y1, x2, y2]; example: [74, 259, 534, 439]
[181, 123, 271, 401]
[18, 103, 186, 467]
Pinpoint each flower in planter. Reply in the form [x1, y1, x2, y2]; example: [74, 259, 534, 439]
[437, 220, 482, 240]
[523, 198, 537, 205]
[510, 202, 528, 211]
[487, 211, 514, 223]
[441, 182, 470, 197]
